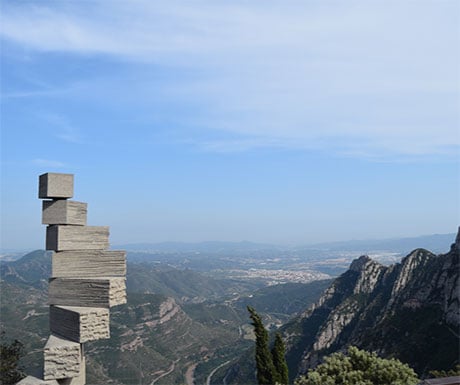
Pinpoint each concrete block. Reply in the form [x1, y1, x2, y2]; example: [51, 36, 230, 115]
[42, 201, 87, 226]
[39, 173, 74, 199]
[16, 376, 59, 385]
[43, 335, 81, 380]
[52, 250, 126, 278]
[57, 357, 85, 385]
[46, 225, 109, 251]
[49, 277, 126, 308]
[50, 306, 110, 343]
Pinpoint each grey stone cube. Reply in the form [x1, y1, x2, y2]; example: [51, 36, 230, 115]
[39, 173, 74, 199]
[50, 306, 110, 343]
[42, 200, 87, 226]
[51, 250, 126, 278]
[46, 225, 109, 251]
[57, 356, 86, 385]
[49, 277, 126, 308]
[43, 335, 81, 380]
[16, 376, 59, 385]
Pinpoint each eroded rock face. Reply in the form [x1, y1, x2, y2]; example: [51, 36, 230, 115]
[284, 230, 460, 378]
[312, 299, 360, 351]
[351, 256, 386, 295]
[438, 249, 459, 326]
[386, 249, 434, 309]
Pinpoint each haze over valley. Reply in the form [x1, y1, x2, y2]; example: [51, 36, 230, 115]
[1, 231, 458, 384]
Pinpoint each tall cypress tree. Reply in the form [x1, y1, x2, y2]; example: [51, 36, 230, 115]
[247, 306, 276, 385]
[272, 332, 289, 385]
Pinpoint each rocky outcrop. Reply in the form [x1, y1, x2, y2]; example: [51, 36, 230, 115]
[283, 229, 460, 378]
[350, 255, 386, 294]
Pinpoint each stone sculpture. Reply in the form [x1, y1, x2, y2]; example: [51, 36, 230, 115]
[17, 173, 127, 384]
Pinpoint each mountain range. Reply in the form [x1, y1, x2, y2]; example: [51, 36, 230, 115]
[1, 230, 458, 384]
[219, 229, 460, 384]
[0, 248, 329, 384]
[282, 230, 459, 381]
[114, 232, 456, 255]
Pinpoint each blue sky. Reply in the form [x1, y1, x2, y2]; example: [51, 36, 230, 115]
[1, 0, 459, 250]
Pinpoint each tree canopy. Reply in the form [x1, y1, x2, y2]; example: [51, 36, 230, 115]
[294, 346, 419, 385]
[0, 331, 25, 384]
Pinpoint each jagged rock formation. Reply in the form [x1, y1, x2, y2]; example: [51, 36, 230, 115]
[17, 173, 127, 384]
[283, 229, 460, 379]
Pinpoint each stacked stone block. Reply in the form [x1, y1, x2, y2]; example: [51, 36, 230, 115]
[17, 173, 126, 384]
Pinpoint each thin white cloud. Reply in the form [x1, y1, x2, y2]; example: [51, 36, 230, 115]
[1, 1, 459, 159]
[32, 158, 67, 168]
[41, 114, 82, 143]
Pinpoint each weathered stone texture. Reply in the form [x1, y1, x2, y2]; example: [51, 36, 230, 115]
[46, 225, 109, 251]
[39, 173, 74, 199]
[16, 376, 59, 385]
[57, 357, 86, 385]
[50, 306, 110, 343]
[49, 277, 126, 308]
[42, 201, 87, 226]
[43, 335, 81, 380]
[51, 250, 126, 278]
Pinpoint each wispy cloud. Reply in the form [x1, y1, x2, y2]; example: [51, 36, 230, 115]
[2, 1, 458, 159]
[32, 158, 67, 168]
[41, 114, 82, 143]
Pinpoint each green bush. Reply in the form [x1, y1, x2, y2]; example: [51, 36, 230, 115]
[0, 331, 25, 384]
[294, 346, 419, 385]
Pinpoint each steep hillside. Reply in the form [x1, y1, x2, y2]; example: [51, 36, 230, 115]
[282, 230, 460, 380]
[127, 263, 261, 303]
[0, 250, 50, 288]
[85, 292, 245, 384]
[1, 250, 327, 384]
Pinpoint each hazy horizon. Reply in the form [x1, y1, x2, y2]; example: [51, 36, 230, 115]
[1, 231, 457, 254]
[1, 1, 459, 250]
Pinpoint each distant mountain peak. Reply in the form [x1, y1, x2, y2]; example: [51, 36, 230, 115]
[349, 255, 374, 272]
[454, 226, 460, 250]
[283, 240, 459, 378]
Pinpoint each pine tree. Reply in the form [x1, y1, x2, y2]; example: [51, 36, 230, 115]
[272, 332, 289, 385]
[247, 306, 276, 385]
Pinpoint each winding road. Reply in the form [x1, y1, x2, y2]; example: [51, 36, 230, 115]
[206, 360, 231, 385]
[150, 360, 178, 385]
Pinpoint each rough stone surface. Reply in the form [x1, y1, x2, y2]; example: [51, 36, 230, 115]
[52, 250, 126, 278]
[46, 225, 109, 251]
[57, 357, 86, 385]
[288, 245, 460, 377]
[16, 376, 59, 385]
[43, 335, 81, 380]
[50, 306, 110, 343]
[39, 173, 74, 199]
[455, 227, 460, 250]
[49, 277, 126, 308]
[42, 201, 87, 226]
[387, 249, 433, 308]
[351, 256, 386, 294]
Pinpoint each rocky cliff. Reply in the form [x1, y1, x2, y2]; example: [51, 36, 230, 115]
[283, 228, 460, 379]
